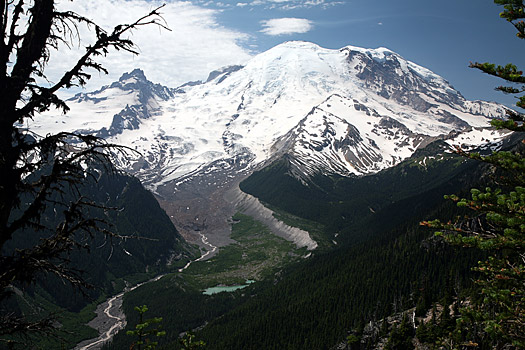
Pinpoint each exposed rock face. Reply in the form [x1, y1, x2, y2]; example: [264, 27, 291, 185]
[227, 186, 317, 250]
[347, 48, 462, 111]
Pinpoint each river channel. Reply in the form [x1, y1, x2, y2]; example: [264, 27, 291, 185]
[73, 234, 216, 350]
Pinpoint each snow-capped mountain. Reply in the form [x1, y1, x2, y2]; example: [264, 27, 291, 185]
[31, 41, 508, 191]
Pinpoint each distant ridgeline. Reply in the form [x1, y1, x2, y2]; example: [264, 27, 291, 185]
[1, 166, 192, 314]
[240, 140, 477, 246]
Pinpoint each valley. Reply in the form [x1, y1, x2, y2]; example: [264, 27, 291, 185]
[72, 183, 314, 349]
[8, 40, 520, 350]
[154, 163, 318, 257]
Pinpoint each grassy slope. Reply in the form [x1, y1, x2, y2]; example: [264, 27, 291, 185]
[181, 212, 307, 289]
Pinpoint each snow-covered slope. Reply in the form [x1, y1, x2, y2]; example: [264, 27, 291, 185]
[30, 41, 508, 190]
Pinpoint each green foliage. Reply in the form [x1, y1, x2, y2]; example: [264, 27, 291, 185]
[472, 62, 525, 83]
[423, 3, 525, 347]
[428, 185, 525, 251]
[95, 134, 495, 350]
[415, 288, 433, 318]
[240, 142, 475, 246]
[185, 143, 491, 349]
[385, 314, 414, 350]
[427, 163, 525, 348]
[103, 213, 303, 349]
[180, 332, 206, 350]
[126, 305, 166, 350]
[346, 334, 361, 350]
[416, 322, 433, 344]
[471, 1, 525, 111]
[181, 212, 303, 288]
[196, 217, 481, 349]
[495, 0, 525, 37]
[101, 275, 242, 350]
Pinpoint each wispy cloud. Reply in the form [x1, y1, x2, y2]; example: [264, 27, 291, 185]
[197, 0, 343, 10]
[260, 18, 313, 36]
[45, 0, 253, 93]
[278, 0, 345, 10]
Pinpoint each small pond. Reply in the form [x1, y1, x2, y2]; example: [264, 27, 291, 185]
[202, 280, 255, 295]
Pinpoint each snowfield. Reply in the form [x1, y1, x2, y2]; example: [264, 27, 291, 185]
[30, 41, 509, 190]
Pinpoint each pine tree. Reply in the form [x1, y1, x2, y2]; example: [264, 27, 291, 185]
[126, 305, 166, 350]
[422, 1, 525, 348]
[416, 322, 432, 344]
[385, 314, 414, 350]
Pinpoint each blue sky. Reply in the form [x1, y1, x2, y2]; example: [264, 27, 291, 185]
[50, 0, 524, 109]
[206, 0, 525, 108]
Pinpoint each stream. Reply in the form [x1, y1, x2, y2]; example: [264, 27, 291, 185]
[73, 236, 217, 350]
[179, 233, 218, 271]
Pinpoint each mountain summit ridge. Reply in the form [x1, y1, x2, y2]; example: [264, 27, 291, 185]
[32, 41, 508, 190]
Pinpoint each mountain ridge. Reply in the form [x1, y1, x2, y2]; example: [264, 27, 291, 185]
[31, 41, 508, 192]
[27, 40, 513, 250]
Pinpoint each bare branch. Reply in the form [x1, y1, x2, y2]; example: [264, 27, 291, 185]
[15, 4, 169, 120]
[0, 1, 170, 340]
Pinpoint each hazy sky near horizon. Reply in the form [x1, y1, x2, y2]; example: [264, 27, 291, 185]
[48, 0, 524, 109]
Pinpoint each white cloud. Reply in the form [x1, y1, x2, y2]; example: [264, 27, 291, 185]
[260, 18, 313, 36]
[44, 0, 253, 94]
[250, 0, 342, 10]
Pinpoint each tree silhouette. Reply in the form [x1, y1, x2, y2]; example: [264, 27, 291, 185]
[0, 0, 167, 342]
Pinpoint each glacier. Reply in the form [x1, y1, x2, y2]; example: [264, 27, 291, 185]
[30, 41, 508, 191]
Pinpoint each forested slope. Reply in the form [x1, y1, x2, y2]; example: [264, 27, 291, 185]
[240, 141, 481, 245]
[0, 169, 193, 348]
[194, 145, 489, 349]
[101, 140, 497, 350]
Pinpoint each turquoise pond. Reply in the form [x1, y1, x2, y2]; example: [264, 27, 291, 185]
[202, 280, 255, 295]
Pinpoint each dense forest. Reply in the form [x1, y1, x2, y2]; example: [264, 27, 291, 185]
[194, 142, 496, 349]
[100, 137, 506, 350]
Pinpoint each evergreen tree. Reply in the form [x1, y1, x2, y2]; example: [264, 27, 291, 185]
[423, 1, 525, 348]
[385, 314, 414, 350]
[416, 322, 432, 344]
[126, 305, 165, 350]
[472, 0, 525, 114]
[346, 334, 360, 350]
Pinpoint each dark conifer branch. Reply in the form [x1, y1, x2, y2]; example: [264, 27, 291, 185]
[14, 5, 168, 121]
[420, 2, 525, 347]
[0, 0, 168, 339]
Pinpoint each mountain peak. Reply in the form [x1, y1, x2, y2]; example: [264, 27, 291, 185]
[34, 41, 507, 189]
[119, 68, 147, 82]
